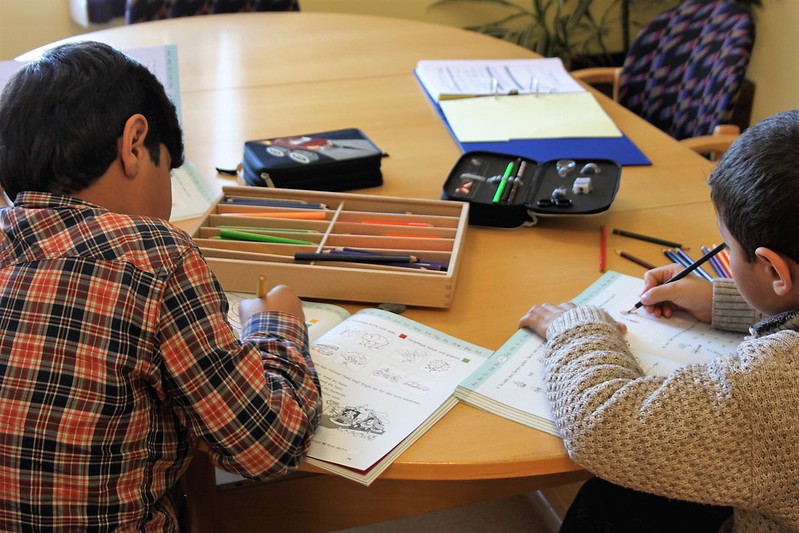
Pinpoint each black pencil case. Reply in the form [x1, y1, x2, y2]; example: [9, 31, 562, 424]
[241, 128, 384, 191]
[442, 151, 621, 228]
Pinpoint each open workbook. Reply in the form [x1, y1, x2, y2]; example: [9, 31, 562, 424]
[456, 271, 745, 436]
[225, 293, 490, 486]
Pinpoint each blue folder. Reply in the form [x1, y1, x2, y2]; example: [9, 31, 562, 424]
[415, 72, 651, 166]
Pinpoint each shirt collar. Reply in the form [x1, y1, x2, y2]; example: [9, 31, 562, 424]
[750, 308, 799, 338]
[13, 191, 104, 211]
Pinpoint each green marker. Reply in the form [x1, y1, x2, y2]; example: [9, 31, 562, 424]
[492, 161, 514, 204]
[218, 228, 315, 245]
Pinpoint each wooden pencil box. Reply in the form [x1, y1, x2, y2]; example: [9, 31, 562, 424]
[192, 186, 469, 308]
[442, 151, 621, 228]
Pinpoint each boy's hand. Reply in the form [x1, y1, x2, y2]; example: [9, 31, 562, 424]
[239, 284, 305, 324]
[639, 264, 713, 322]
[519, 302, 576, 338]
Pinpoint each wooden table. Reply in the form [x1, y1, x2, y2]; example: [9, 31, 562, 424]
[27, 12, 722, 531]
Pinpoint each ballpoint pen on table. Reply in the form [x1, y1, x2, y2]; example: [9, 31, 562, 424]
[625, 243, 727, 314]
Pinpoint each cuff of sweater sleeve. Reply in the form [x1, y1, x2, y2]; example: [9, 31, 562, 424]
[712, 279, 762, 333]
[547, 305, 616, 339]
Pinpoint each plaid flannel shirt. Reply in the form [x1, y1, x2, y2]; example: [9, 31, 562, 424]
[0, 192, 321, 531]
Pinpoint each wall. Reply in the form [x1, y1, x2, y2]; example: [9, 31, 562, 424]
[0, 0, 796, 123]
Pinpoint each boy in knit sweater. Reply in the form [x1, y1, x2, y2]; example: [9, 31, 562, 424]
[519, 109, 799, 532]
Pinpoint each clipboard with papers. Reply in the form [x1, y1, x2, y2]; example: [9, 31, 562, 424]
[414, 58, 651, 166]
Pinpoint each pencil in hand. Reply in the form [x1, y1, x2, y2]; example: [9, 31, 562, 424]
[625, 243, 727, 314]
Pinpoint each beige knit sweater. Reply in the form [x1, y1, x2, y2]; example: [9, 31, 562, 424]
[545, 279, 799, 532]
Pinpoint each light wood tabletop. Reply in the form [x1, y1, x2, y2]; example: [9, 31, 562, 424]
[24, 12, 723, 531]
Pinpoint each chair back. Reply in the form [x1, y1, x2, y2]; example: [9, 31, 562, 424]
[618, 0, 755, 140]
[126, 0, 298, 24]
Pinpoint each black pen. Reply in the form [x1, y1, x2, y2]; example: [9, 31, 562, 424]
[625, 243, 727, 314]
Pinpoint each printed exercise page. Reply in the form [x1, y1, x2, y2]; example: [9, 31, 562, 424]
[574, 271, 743, 376]
[307, 308, 490, 472]
[458, 271, 744, 435]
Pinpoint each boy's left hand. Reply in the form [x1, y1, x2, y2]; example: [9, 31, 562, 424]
[519, 302, 576, 338]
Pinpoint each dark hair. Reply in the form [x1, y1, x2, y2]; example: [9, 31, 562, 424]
[0, 41, 184, 199]
[708, 109, 799, 263]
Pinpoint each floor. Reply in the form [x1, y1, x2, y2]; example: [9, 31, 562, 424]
[332, 484, 583, 533]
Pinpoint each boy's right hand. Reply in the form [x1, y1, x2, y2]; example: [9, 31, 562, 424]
[239, 284, 305, 324]
[639, 264, 713, 323]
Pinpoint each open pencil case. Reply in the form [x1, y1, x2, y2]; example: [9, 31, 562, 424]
[441, 151, 622, 228]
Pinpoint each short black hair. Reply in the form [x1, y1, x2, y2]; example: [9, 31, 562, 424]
[0, 41, 184, 200]
[709, 110, 799, 263]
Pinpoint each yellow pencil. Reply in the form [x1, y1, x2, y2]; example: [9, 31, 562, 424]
[256, 275, 268, 298]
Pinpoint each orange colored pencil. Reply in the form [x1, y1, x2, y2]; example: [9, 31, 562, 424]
[716, 246, 732, 276]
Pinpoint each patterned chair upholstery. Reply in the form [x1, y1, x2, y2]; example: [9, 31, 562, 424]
[126, 0, 298, 24]
[573, 0, 755, 144]
[617, 0, 755, 140]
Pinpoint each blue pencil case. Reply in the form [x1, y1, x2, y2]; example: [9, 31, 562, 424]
[442, 151, 621, 228]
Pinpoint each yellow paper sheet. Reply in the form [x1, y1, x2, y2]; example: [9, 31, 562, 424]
[439, 92, 622, 142]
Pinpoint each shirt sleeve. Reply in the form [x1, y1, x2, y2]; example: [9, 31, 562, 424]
[155, 247, 322, 480]
[543, 305, 757, 509]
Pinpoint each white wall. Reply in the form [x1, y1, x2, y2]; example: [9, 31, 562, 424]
[1, 0, 796, 123]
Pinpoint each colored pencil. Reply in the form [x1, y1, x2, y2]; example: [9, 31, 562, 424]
[218, 228, 315, 245]
[675, 248, 713, 281]
[599, 225, 607, 272]
[256, 275, 268, 298]
[219, 211, 327, 220]
[615, 249, 656, 270]
[295, 252, 418, 263]
[612, 228, 682, 248]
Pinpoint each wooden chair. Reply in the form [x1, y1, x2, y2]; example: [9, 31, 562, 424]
[680, 124, 741, 161]
[571, 0, 754, 158]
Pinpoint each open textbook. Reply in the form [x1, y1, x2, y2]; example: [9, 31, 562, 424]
[456, 271, 745, 436]
[224, 293, 490, 486]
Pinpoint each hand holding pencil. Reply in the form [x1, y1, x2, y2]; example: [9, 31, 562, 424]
[239, 276, 305, 324]
[632, 244, 726, 322]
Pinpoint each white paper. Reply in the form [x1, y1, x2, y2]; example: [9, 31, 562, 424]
[415, 58, 585, 100]
[169, 163, 220, 222]
[306, 309, 490, 478]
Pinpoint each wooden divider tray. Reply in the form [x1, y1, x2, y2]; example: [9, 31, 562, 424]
[193, 186, 470, 308]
